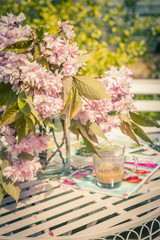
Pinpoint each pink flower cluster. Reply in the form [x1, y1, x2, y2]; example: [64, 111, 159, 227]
[58, 20, 76, 40]
[0, 52, 29, 93]
[0, 13, 86, 183]
[74, 66, 136, 134]
[7, 132, 51, 156]
[42, 35, 83, 76]
[0, 13, 84, 118]
[3, 157, 41, 183]
[102, 66, 136, 113]
[0, 12, 32, 51]
[33, 94, 63, 119]
[0, 126, 51, 182]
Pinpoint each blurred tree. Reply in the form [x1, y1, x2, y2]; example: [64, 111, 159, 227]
[0, 0, 160, 76]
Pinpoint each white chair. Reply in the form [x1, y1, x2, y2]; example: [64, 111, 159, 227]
[131, 79, 160, 112]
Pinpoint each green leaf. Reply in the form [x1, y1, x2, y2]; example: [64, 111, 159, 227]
[131, 122, 153, 144]
[70, 125, 80, 140]
[2, 178, 21, 203]
[61, 91, 71, 116]
[81, 134, 98, 155]
[74, 75, 110, 100]
[88, 132, 99, 143]
[18, 152, 34, 161]
[1, 157, 11, 181]
[24, 114, 36, 134]
[78, 51, 95, 64]
[15, 114, 30, 142]
[18, 91, 31, 116]
[71, 89, 82, 119]
[0, 150, 8, 162]
[36, 27, 44, 41]
[0, 40, 33, 53]
[25, 96, 45, 128]
[37, 57, 49, 70]
[89, 122, 108, 141]
[108, 111, 116, 116]
[44, 117, 56, 129]
[15, 111, 24, 121]
[69, 124, 78, 135]
[33, 43, 49, 70]
[0, 83, 17, 107]
[119, 121, 139, 145]
[63, 76, 73, 106]
[0, 102, 19, 127]
[119, 114, 130, 123]
[0, 171, 2, 182]
[77, 121, 96, 145]
[66, 90, 74, 127]
[71, 97, 82, 119]
[33, 44, 41, 61]
[0, 184, 5, 204]
[1, 158, 21, 203]
[129, 111, 160, 128]
[24, 82, 34, 90]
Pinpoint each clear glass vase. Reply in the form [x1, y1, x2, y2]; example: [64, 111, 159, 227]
[37, 119, 71, 180]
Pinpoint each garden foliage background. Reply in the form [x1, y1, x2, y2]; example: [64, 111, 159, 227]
[1, 0, 160, 120]
[1, 0, 160, 75]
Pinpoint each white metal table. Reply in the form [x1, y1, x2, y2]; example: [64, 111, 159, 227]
[0, 166, 160, 240]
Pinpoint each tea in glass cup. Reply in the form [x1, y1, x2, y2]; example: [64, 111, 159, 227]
[93, 145, 138, 189]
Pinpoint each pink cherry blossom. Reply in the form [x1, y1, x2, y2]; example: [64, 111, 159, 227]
[33, 94, 63, 119]
[0, 125, 15, 138]
[1, 126, 51, 157]
[0, 12, 26, 27]
[58, 20, 76, 40]
[3, 157, 42, 182]
[0, 52, 30, 93]
[43, 35, 68, 65]
[7, 133, 51, 156]
[43, 34, 83, 70]
[63, 57, 80, 76]
[102, 66, 136, 113]
[0, 12, 32, 51]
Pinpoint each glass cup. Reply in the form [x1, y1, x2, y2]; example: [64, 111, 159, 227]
[93, 145, 138, 189]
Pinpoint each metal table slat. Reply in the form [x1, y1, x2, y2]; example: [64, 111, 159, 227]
[1, 180, 59, 207]
[0, 182, 63, 214]
[0, 190, 86, 232]
[73, 199, 160, 237]
[8, 182, 160, 238]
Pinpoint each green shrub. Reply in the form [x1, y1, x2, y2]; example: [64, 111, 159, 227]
[1, 0, 160, 76]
